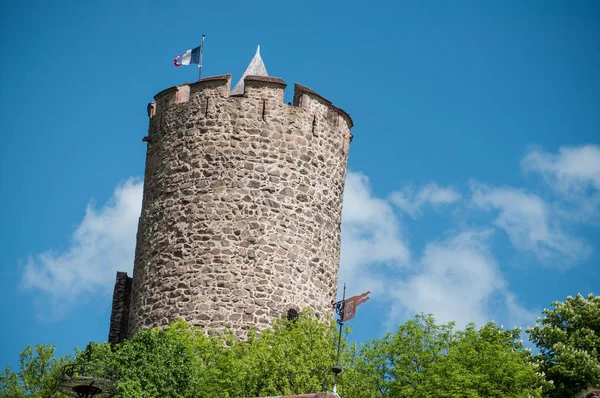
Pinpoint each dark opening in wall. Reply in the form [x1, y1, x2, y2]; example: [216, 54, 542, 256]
[287, 308, 299, 322]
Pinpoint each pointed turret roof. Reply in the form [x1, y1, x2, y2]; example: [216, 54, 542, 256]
[230, 45, 268, 95]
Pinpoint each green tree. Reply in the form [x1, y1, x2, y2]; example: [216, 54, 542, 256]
[3, 312, 550, 398]
[1, 344, 72, 397]
[429, 322, 548, 397]
[339, 314, 545, 398]
[339, 337, 384, 398]
[230, 310, 337, 397]
[78, 320, 208, 398]
[528, 293, 600, 397]
[77, 311, 338, 398]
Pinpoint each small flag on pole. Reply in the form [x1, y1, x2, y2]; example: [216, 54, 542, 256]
[174, 45, 202, 67]
[343, 291, 371, 321]
[331, 285, 371, 394]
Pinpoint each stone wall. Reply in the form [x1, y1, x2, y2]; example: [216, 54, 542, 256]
[127, 74, 353, 338]
[108, 272, 133, 344]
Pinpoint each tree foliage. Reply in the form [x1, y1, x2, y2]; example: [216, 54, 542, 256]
[528, 293, 600, 397]
[429, 322, 548, 397]
[338, 314, 546, 398]
[77, 311, 338, 398]
[5, 296, 597, 398]
[0, 344, 72, 397]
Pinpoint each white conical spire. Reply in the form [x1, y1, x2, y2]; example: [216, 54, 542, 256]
[231, 45, 268, 95]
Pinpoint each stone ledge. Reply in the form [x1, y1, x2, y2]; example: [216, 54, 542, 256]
[244, 75, 288, 88]
[198, 74, 232, 83]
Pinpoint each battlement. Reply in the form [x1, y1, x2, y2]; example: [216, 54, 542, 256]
[294, 83, 353, 129]
[147, 75, 353, 131]
[189, 74, 232, 98]
[241, 75, 287, 103]
[152, 84, 190, 116]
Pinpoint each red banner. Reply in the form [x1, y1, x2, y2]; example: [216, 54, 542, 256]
[343, 291, 370, 321]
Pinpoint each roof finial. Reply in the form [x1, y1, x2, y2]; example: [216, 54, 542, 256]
[230, 45, 269, 95]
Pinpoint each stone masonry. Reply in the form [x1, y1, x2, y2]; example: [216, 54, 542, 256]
[108, 272, 132, 344]
[113, 71, 353, 341]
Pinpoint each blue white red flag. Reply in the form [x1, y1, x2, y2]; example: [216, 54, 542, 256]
[174, 45, 202, 67]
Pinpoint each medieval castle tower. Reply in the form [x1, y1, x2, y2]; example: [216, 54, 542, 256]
[108, 47, 353, 343]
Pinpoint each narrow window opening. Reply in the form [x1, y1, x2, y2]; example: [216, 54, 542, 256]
[287, 308, 299, 322]
[204, 97, 210, 117]
[261, 99, 267, 121]
[312, 116, 317, 135]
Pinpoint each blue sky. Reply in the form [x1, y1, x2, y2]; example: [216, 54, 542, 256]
[1, 0, 599, 369]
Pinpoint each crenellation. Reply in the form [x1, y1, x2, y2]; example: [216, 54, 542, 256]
[189, 74, 232, 99]
[292, 83, 353, 131]
[243, 76, 287, 105]
[153, 84, 191, 115]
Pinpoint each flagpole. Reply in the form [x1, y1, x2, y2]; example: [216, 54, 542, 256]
[198, 34, 205, 81]
[332, 282, 346, 395]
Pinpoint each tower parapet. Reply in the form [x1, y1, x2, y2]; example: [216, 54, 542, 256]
[118, 66, 353, 340]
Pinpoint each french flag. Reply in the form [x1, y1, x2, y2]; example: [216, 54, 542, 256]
[174, 45, 202, 67]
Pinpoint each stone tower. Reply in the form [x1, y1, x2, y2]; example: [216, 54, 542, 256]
[108, 47, 353, 343]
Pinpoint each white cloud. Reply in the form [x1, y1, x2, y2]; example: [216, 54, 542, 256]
[340, 173, 533, 329]
[470, 182, 591, 265]
[388, 228, 533, 328]
[339, 172, 410, 296]
[389, 183, 461, 219]
[522, 144, 600, 223]
[522, 144, 600, 196]
[22, 179, 143, 316]
[504, 291, 539, 329]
